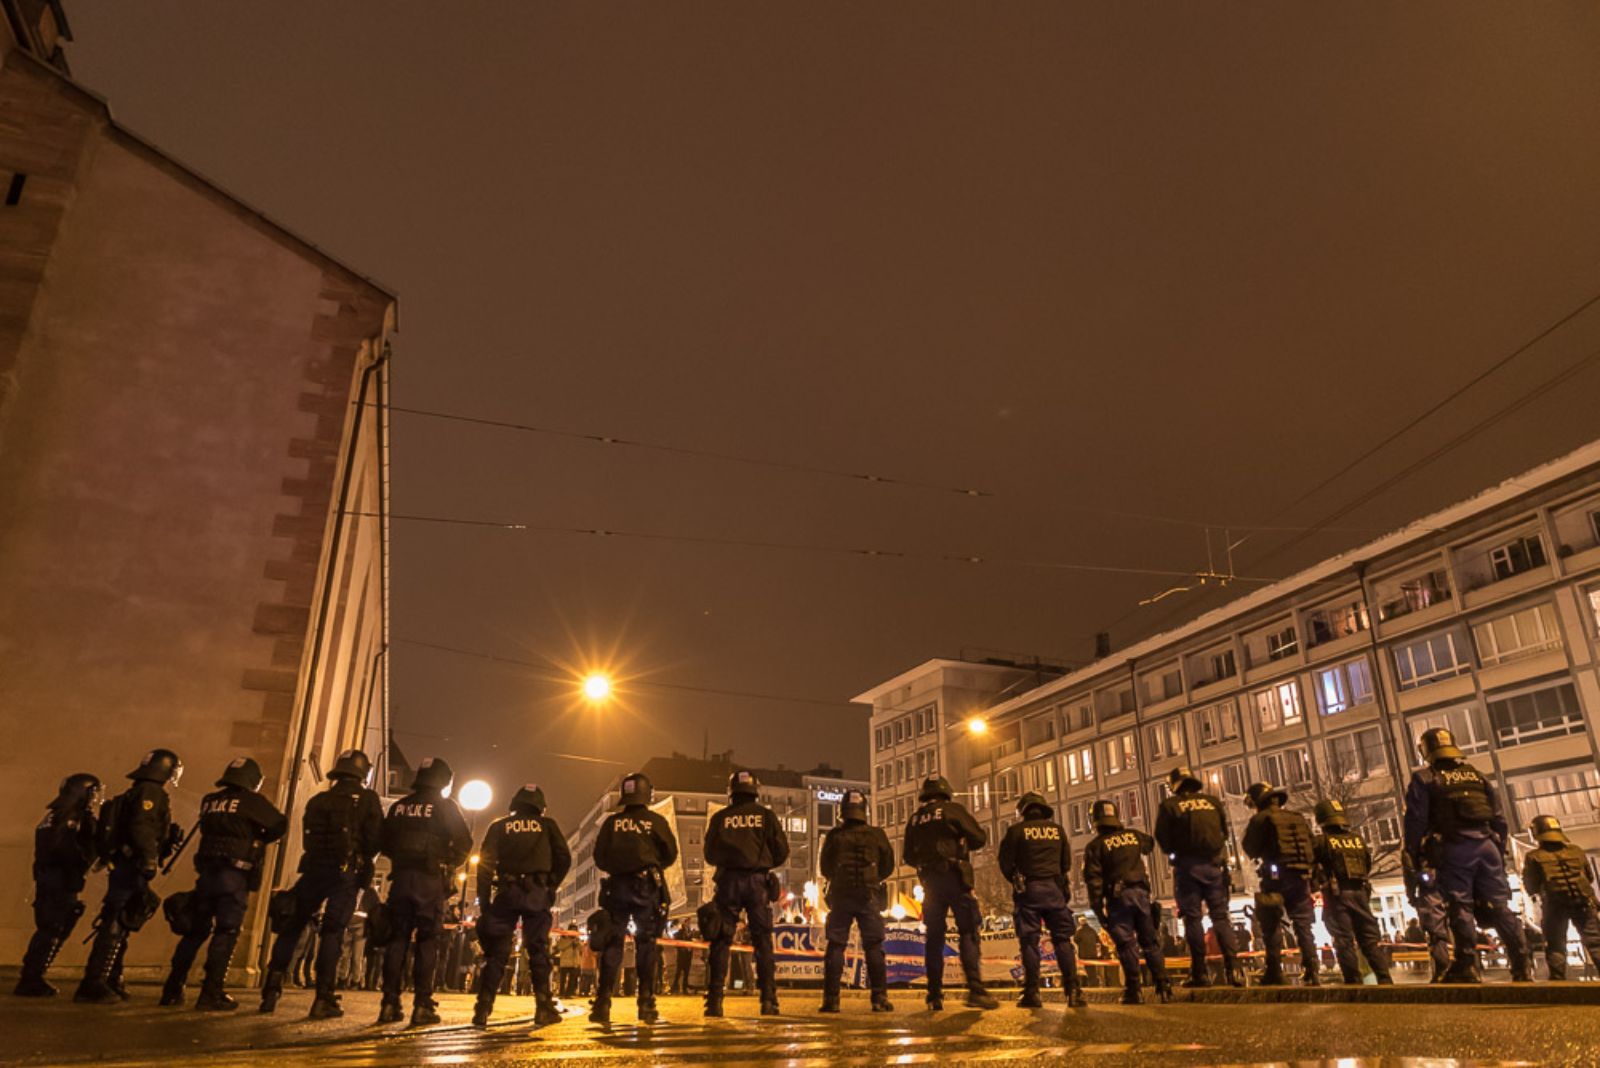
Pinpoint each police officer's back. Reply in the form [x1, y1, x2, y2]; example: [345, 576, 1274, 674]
[16, 773, 102, 997]
[999, 792, 1082, 1008]
[262, 748, 384, 1018]
[1154, 765, 1244, 987]
[376, 756, 472, 1026]
[1082, 799, 1170, 1003]
[1242, 781, 1318, 986]
[1312, 798, 1392, 985]
[903, 776, 997, 1009]
[1522, 815, 1600, 981]
[161, 758, 288, 1010]
[76, 749, 184, 1004]
[818, 789, 895, 1013]
[590, 772, 678, 1025]
[1403, 727, 1530, 982]
[703, 770, 788, 1016]
[473, 783, 571, 1027]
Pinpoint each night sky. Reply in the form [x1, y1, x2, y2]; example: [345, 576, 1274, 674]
[66, 3, 1600, 826]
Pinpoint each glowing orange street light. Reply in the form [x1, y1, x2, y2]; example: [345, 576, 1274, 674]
[582, 673, 613, 702]
[966, 716, 989, 736]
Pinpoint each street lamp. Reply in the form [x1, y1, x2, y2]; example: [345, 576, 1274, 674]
[459, 779, 493, 813]
[966, 716, 989, 735]
[581, 673, 613, 702]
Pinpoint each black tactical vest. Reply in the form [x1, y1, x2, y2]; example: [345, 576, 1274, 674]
[1256, 808, 1315, 870]
[491, 813, 556, 875]
[1426, 763, 1495, 836]
[1161, 792, 1227, 858]
[302, 786, 362, 869]
[1528, 845, 1593, 904]
[827, 828, 881, 894]
[35, 803, 95, 875]
[1320, 830, 1370, 883]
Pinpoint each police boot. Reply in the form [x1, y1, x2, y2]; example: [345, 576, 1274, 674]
[377, 996, 405, 1024]
[195, 967, 238, 1013]
[703, 990, 724, 1018]
[74, 931, 124, 1005]
[107, 939, 132, 1001]
[1181, 968, 1211, 989]
[925, 987, 944, 1011]
[870, 992, 895, 1013]
[759, 994, 780, 1016]
[471, 997, 492, 1029]
[964, 983, 999, 1010]
[1511, 963, 1534, 983]
[259, 969, 285, 1014]
[1017, 982, 1043, 1009]
[639, 997, 661, 1025]
[1259, 966, 1285, 987]
[1156, 977, 1175, 1003]
[1300, 965, 1320, 987]
[307, 992, 344, 1020]
[1065, 979, 1087, 1008]
[409, 999, 441, 1027]
[589, 993, 612, 1025]
[1224, 959, 1247, 988]
[534, 995, 562, 1027]
[159, 973, 186, 1007]
[1375, 972, 1395, 986]
[15, 934, 59, 996]
[1440, 959, 1481, 984]
[1121, 982, 1143, 1005]
[819, 992, 841, 1013]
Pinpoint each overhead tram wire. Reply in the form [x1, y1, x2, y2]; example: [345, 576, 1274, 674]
[396, 637, 857, 710]
[344, 510, 1328, 588]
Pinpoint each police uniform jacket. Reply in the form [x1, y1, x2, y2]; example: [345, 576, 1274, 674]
[34, 798, 98, 886]
[1313, 827, 1373, 887]
[478, 806, 572, 900]
[1523, 844, 1598, 906]
[1402, 758, 1507, 860]
[820, 820, 894, 896]
[705, 798, 790, 872]
[380, 788, 472, 872]
[998, 816, 1070, 881]
[195, 785, 289, 879]
[1154, 789, 1229, 862]
[903, 798, 986, 871]
[593, 804, 678, 876]
[106, 780, 174, 872]
[299, 777, 384, 874]
[1242, 807, 1315, 873]
[1081, 827, 1155, 905]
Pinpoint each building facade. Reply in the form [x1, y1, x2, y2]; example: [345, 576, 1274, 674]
[0, 11, 395, 974]
[857, 442, 1600, 932]
[554, 752, 867, 928]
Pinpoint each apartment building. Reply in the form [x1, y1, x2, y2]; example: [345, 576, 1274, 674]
[554, 752, 866, 927]
[855, 441, 1600, 929]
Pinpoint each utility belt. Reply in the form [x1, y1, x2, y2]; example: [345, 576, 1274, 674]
[1333, 875, 1370, 892]
[199, 854, 256, 872]
[919, 857, 975, 892]
[496, 871, 552, 892]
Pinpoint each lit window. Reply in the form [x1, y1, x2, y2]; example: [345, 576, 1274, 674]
[1195, 699, 1240, 747]
[1486, 682, 1585, 747]
[1252, 681, 1304, 732]
[1314, 658, 1375, 716]
[1472, 602, 1562, 667]
[1392, 629, 1472, 691]
[1488, 535, 1547, 582]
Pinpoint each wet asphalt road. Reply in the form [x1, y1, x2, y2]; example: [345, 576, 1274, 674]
[6, 987, 1598, 1066]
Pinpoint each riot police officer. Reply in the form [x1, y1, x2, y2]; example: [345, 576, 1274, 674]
[160, 758, 288, 1010]
[75, 749, 184, 1004]
[261, 748, 384, 1018]
[1402, 727, 1530, 983]
[590, 772, 678, 1026]
[473, 783, 572, 1028]
[1153, 765, 1245, 987]
[818, 789, 894, 1014]
[15, 773, 102, 997]
[377, 756, 472, 1026]
[1521, 815, 1600, 981]
[903, 776, 998, 1010]
[1312, 799, 1392, 985]
[1081, 798, 1171, 1005]
[1242, 781, 1318, 986]
[704, 769, 789, 1017]
[998, 791, 1083, 1009]
[1401, 843, 1451, 979]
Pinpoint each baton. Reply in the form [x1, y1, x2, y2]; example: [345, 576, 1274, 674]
[160, 820, 201, 876]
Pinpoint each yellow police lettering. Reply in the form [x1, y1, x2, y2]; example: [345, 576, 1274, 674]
[613, 817, 649, 834]
[202, 797, 242, 815]
[1176, 798, 1215, 814]
[1022, 825, 1061, 841]
[1102, 831, 1140, 849]
[724, 814, 764, 829]
[395, 802, 434, 818]
[505, 819, 544, 834]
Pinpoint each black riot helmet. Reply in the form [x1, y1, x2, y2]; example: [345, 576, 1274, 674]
[1167, 765, 1202, 794]
[1246, 781, 1289, 811]
[1531, 814, 1569, 846]
[1090, 799, 1122, 830]
[1314, 799, 1349, 828]
[217, 757, 265, 792]
[512, 783, 547, 814]
[619, 772, 654, 807]
[412, 756, 454, 793]
[918, 776, 954, 803]
[128, 748, 183, 786]
[1016, 791, 1053, 819]
[1417, 727, 1463, 764]
[728, 769, 761, 799]
[841, 789, 869, 822]
[329, 749, 373, 784]
[57, 772, 103, 808]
